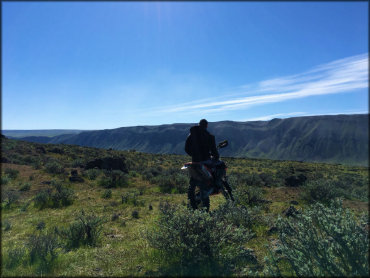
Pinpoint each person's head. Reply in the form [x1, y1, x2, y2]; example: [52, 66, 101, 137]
[199, 119, 208, 129]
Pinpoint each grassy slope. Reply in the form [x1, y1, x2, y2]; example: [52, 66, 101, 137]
[1, 137, 368, 276]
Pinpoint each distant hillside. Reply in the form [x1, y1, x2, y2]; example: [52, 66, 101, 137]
[8, 114, 369, 166]
[2, 129, 89, 138]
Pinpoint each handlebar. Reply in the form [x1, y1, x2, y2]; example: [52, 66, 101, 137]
[217, 140, 228, 149]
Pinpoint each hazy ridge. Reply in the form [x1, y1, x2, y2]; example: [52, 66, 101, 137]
[4, 114, 368, 166]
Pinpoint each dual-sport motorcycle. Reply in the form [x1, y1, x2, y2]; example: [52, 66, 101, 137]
[181, 140, 234, 211]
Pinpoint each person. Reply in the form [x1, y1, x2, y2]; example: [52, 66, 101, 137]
[185, 119, 219, 162]
[185, 119, 219, 211]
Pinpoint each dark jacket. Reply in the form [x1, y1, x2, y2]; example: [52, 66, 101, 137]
[185, 125, 219, 162]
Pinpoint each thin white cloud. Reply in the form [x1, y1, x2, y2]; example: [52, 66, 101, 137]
[159, 53, 368, 114]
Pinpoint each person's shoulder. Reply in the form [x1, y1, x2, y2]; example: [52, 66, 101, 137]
[190, 125, 199, 133]
[206, 130, 214, 137]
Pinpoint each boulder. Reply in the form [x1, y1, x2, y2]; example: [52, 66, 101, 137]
[36, 146, 46, 154]
[69, 169, 84, 182]
[49, 147, 64, 154]
[69, 176, 84, 183]
[285, 174, 307, 187]
[283, 205, 300, 217]
[1, 156, 10, 163]
[85, 157, 128, 173]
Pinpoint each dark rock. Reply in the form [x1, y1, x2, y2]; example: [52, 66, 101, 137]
[85, 157, 128, 173]
[49, 147, 64, 154]
[283, 205, 300, 217]
[69, 169, 84, 182]
[242, 248, 258, 264]
[111, 213, 119, 221]
[136, 265, 143, 272]
[268, 226, 278, 235]
[36, 146, 46, 154]
[285, 174, 307, 187]
[290, 200, 299, 205]
[69, 176, 84, 182]
[1, 156, 10, 163]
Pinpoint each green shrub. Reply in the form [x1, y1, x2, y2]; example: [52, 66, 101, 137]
[211, 200, 256, 228]
[129, 171, 138, 177]
[302, 180, 341, 203]
[259, 172, 276, 187]
[142, 166, 162, 181]
[121, 191, 144, 206]
[146, 202, 255, 276]
[234, 185, 264, 207]
[32, 160, 42, 170]
[84, 169, 100, 180]
[264, 199, 369, 277]
[58, 210, 104, 250]
[4, 168, 19, 179]
[3, 219, 11, 231]
[155, 174, 188, 194]
[51, 182, 74, 207]
[19, 182, 31, 191]
[34, 189, 52, 209]
[3, 191, 20, 209]
[98, 170, 128, 188]
[1, 175, 11, 185]
[5, 245, 26, 269]
[36, 221, 46, 231]
[26, 229, 59, 273]
[20, 202, 30, 212]
[233, 172, 264, 187]
[71, 158, 84, 168]
[34, 183, 74, 209]
[44, 161, 65, 174]
[102, 189, 112, 199]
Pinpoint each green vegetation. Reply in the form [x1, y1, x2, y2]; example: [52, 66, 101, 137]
[264, 199, 368, 277]
[1, 136, 368, 276]
[146, 201, 256, 276]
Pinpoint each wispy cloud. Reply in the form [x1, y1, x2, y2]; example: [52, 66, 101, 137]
[158, 53, 368, 114]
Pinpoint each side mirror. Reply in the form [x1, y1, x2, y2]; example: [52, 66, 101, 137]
[218, 140, 228, 149]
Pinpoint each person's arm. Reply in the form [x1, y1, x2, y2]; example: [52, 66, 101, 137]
[185, 134, 192, 156]
[210, 135, 219, 160]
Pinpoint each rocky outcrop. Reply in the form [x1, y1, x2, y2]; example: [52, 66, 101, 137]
[285, 174, 307, 187]
[84, 157, 128, 173]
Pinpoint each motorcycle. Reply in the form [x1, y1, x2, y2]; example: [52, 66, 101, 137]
[181, 140, 234, 211]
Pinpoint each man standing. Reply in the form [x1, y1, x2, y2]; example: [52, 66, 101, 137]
[185, 119, 219, 211]
[185, 119, 219, 162]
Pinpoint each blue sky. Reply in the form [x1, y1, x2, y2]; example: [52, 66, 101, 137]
[2, 1, 368, 129]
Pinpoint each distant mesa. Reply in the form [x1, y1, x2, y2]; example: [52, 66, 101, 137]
[4, 114, 368, 166]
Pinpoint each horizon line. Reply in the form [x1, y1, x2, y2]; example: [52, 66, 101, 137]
[2, 111, 368, 131]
